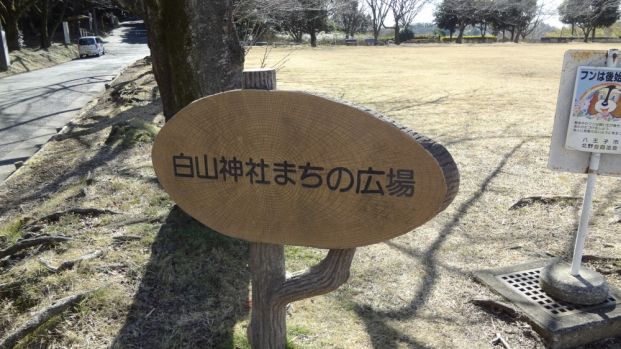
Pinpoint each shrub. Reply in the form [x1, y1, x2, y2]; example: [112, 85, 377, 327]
[398, 28, 415, 42]
[441, 35, 497, 43]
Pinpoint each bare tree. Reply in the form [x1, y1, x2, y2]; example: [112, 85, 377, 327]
[389, 0, 429, 44]
[516, 0, 547, 40]
[332, 0, 370, 38]
[364, 0, 390, 42]
[234, 0, 300, 44]
[236, 0, 329, 47]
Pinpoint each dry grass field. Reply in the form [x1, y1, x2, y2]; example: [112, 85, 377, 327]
[245, 43, 621, 348]
[1, 43, 620, 349]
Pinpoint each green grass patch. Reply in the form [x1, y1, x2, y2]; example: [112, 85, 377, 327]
[14, 313, 64, 349]
[35, 184, 84, 216]
[0, 218, 24, 246]
[285, 246, 325, 271]
[79, 286, 129, 320]
[289, 324, 312, 339]
[105, 119, 159, 148]
[229, 328, 251, 349]
[228, 326, 302, 349]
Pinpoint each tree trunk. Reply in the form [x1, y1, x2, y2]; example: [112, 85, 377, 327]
[142, 0, 244, 120]
[92, 7, 98, 35]
[49, 0, 69, 45]
[310, 30, 317, 47]
[248, 243, 287, 348]
[393, 24, 400, 44]
[248, 244, 356, 349]
[513, 29, 520, 43]
[5, 14, 20, 51]
[373, 26, 380, 41]
[583, 28, 590, 43]
[39, 0, 51, 49]
[592, 28, 596, 41]
[456, 24, 466, 44]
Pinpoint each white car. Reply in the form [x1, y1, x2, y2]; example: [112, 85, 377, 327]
[78, 36, 105, 58]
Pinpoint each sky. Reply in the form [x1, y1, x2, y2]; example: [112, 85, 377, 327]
[412, 0, 565, 28]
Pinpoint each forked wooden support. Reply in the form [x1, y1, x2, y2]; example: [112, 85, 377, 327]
[151, 51, 459, 346]
[248, 243, 356, 348]
[243, 68, 357, 348]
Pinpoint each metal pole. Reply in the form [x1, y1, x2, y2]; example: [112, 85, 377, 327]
[570, 152, 600, 276]
[569, 48, 618, 276]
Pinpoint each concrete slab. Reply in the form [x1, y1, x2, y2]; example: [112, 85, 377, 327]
[475, 259, 621, 349]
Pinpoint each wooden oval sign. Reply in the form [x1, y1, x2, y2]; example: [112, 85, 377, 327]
[152, 90, 459, 248]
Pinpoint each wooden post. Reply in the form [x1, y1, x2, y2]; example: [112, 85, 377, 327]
[248, 243, 287, 347]
[242, 68, 277, 90]
[243, 69, 357, 349]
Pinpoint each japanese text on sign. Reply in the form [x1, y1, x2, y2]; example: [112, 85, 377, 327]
[172, 153, 416, 198]
[565, 66, 621, 155]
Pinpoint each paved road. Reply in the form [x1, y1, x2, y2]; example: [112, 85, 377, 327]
[0, 22, 149, 181]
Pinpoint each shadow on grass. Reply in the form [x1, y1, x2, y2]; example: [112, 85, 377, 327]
[352, 141, 527, 349]
[0, 102, 156, 214]
[10, 56, 31, 72]
[112, 205, 250, 348]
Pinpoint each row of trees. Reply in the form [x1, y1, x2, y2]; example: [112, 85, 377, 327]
[235, 0, 431, 47]
[559, 0, 621, 42]
[0, 0, 116, 51]
[433, 0, 621, 44]
[240, 0, 621, 47]
[4, 0, 621, 53]
[434, 0, 544, 43]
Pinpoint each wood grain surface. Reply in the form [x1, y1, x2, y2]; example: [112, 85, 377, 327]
[152, 90, 459, 248]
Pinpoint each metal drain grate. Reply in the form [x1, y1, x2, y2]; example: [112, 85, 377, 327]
[477, 260, 621, 348]
[497, 267, 617, 316]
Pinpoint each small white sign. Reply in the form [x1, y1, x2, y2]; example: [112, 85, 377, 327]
[565, 66, 621, 155]
[548, 50, 621, 176]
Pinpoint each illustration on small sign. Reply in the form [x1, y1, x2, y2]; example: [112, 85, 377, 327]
[566, 66, 621, 154]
